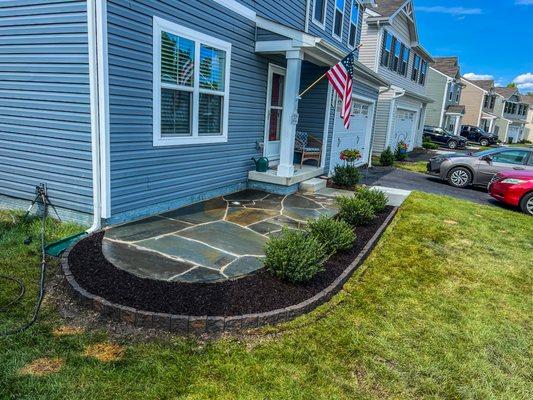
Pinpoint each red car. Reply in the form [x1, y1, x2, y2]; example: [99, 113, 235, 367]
[489, 170, 533, 215]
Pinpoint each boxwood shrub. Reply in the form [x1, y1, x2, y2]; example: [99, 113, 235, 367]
[335, 196, 376, 226]
[379, 147, 395, 166]
[355, 187, 388, 213]
[307, 216, 356, 255]
[331, 165, 361, 187]
[264, 228, 326, 284]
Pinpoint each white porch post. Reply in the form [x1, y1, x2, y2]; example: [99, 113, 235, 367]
[454, 115, 461, 135]
[277, 50, 303, 178]
[488, 118, 494, 133]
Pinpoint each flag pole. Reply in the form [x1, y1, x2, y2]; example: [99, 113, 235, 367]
[298, 43, 363, 99]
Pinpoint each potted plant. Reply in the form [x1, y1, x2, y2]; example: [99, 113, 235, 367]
[395, 141, 408, 161]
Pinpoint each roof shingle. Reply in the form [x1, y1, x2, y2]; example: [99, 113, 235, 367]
[494, 87, 518, 99]
[464, 79, 494, 91]
[368, 0, 408, 17]
[431, 57, 460, 78]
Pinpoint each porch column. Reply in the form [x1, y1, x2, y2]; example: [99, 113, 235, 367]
[277, 50, 303, 178]
[488, 118, 494, 133]
[454, 115, 461, 135]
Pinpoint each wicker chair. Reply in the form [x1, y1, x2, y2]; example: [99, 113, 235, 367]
[294, 131, 322, 167]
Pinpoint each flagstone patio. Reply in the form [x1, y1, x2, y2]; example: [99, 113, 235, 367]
[102, 190, 338, 283]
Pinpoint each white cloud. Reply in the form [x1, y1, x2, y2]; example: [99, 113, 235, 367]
[513, 73, 533, 93]
[515, 0, 533, 5]
[417, 6, 483, 15]
[463, 72, 494, 81]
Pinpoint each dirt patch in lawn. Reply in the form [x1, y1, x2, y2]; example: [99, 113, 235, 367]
[52, 325, 85, 337]
[67, 207, 394, 316]
[19, 357, 64, 376]
[83, 343, 125, 362]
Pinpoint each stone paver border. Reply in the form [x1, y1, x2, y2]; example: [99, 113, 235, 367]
[61, 207, 398, 335]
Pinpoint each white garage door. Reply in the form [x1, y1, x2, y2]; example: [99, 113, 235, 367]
[330, 100, 371, 171]
[507, 126, 520, 143]
[391, 109, 416, 150]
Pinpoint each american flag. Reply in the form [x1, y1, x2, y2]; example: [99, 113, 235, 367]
[326, 51, 356, 129]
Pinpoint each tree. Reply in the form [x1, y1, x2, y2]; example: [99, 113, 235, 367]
[507, 82, 517, 88]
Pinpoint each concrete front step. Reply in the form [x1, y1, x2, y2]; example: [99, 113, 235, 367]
[299, 178, 327, 193]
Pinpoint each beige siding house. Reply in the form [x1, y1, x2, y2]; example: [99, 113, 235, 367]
[523, 95, 533, 141]
[425, 57, 465, 135]
[359, 0, 434, 153]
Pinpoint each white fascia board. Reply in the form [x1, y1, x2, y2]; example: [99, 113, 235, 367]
[211, 0, 256, 20]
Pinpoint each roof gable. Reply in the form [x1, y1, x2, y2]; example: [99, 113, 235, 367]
[494, 87, 519, 99]
[464, 79, 494, 92]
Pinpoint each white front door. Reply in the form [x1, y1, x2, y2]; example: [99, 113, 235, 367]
[392, 108, 416, 150]
[330, 99, 371, 171]
[264, 65, 286, 162]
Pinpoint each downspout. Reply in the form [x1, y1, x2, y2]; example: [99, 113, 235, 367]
[87, 0, 102, 232]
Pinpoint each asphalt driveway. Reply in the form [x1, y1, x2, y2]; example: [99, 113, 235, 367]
[360, 166, 503, 207]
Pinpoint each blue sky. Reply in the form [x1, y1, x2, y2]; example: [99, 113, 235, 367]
[414, 0, 533, 93]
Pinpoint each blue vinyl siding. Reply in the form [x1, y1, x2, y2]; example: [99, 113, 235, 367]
[0, 0, 92, 217]
[239, 0, 306, 30]
[107, 0, 280, 219]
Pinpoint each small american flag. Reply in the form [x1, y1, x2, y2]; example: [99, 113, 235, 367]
[326, 51, 356, 129]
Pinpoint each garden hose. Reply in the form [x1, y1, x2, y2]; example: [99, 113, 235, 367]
[0, 191, 48, 337]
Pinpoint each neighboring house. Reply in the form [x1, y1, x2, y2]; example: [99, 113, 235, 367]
[460, 78, 529, 143]
[425, 57, 465, 135]
[522, 95, 533, 142]
[0, 0, 389, 226]
[358, 0, 434, 153]
[493, 87, 529, 143]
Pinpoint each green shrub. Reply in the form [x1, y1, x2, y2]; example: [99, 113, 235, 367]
[379, 147, 395, 166]
[331, 164, 361, 187]
[306, 216, 356, 255]
[335, 196, 376, 226]
[264, 228, 326, 284]
[422, 137, 439, 150]
[355, 187, 388, 213]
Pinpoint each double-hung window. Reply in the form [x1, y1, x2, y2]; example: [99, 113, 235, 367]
[313, 0, 327, 28]
[411, 54, 420, 82]
[489, 95, 495, 110]
[381, 31, 393, 67]
[153, 17, 231, 146]
[348, 1, 360, 48]
[483, 95, 489, 108]
[455, 87, 460, 102]
[419, 59, 428, 85]
[399, 44, 409, 76]
[333, 0, 345, 40]
[391, 38, 401, 71]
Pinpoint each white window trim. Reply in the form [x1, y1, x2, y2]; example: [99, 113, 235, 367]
[153, 16, 232, 146]
[348, 0, 360, 49]
[332, 0, 345, 42]
[312, 0, 327, 29]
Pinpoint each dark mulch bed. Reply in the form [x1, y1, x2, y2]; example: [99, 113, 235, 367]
[68, 207, 394, 316]
[326, 179, 358, 191]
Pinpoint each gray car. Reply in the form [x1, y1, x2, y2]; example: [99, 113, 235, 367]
[427, 147, 533, 188]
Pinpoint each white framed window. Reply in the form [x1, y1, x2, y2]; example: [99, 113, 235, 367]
[153, 17, 231, 146]
[312, 0, 327, 29]
[448, 83, 454, 101]
[332, 0, 345, 41]
[348, 1, 360, 48]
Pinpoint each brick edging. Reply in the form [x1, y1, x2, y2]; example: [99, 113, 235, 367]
[61, 207, 398, 334]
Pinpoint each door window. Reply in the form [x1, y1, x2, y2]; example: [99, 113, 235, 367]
[268, 72, 284, 141]
[491, 150, 528, 165]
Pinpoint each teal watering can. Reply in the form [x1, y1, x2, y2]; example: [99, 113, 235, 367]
[251, 157, 269, 172]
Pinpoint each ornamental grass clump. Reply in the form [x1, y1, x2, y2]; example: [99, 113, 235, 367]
[306, 216, 356, 256]
[355, 187, 388, 213]
[264, 228, 326, 284]
[335, 196, 376, 226]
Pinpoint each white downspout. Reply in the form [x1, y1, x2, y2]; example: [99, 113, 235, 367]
[87, 0, 101, 232]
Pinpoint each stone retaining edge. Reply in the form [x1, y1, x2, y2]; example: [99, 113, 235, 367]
[61, 207, 398, 335]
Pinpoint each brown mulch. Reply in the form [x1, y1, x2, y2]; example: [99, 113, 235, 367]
[67, 207, 394, 317]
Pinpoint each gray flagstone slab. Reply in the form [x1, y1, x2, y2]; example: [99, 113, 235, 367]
[104, 216, 190, 242]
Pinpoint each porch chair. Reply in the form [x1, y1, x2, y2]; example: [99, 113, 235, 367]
[294, 131, 322, 168]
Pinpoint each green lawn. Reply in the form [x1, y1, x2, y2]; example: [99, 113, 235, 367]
[1, 193, 532, 399]
[394, 160, 428, 174]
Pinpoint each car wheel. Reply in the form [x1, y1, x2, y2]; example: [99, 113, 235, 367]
[448, 167, 472, 188]
[519, 192, 533, 215]
[479, 138, 489, 146]
[448, 140, 458, 149]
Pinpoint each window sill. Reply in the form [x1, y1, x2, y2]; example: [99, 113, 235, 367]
[153, 136, 228, 146]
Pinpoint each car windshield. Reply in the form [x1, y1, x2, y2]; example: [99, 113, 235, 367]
[473, 148, 503, 157]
